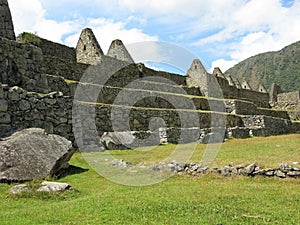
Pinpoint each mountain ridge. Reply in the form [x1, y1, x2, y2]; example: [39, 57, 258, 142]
[224, 40, 300, 92]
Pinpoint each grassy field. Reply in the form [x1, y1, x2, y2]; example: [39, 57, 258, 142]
[0, 134, 299, 224]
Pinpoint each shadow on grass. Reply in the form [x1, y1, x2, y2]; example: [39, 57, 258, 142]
[55, 165, 89, 179]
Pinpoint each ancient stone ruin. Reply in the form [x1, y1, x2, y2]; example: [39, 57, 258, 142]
[0, 0, 299, 151]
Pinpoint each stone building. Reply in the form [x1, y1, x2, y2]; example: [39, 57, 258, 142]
[0, 2, 299, 149]
[76, 28, 104, 65]
[107, 39, 134, 63]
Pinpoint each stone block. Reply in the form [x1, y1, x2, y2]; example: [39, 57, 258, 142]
[0, 99, 8, 112]
[0, 85, 4, 98]
[18, 99, 31, 111]
[0, 112, 10, 123]
[230, 127, 250, 138]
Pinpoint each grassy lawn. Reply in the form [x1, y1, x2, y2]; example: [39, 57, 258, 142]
[101, 134, 300, 168]
[0, 134, 299, 224]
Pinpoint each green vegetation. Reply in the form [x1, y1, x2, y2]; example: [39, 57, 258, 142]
[17, 32, 41, 45]
[104, 134, 300, 168]
[225, 41, 300, 92]
[0, 134, 299, 224]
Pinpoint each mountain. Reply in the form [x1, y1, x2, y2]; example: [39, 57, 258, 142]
[224, 41, 300, 92]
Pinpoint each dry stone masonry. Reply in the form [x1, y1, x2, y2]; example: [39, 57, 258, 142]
[76, 28, 104, 65]
[0, 1, 299, 150]
[0, 0, 15, 40]
[107, 39, 134, 63]
[94, 158, 300, 179]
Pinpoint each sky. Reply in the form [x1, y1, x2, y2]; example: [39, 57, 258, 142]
[8, 0, 300, 73]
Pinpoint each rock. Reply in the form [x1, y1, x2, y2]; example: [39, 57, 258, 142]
[9, 184, 31, 194]
[265, 169, 275, 176]
[279, 163, 292, 173]
[230, 127, 250, 139]
[0, 99, 8, 112]
[287, 171, 300, 177]
[18, 99, 31, 111]
[200, 132, 224, 144]
[100, 132, 134, 150]
[275, 170, 286, 178]
[0, 85, 4, 98]
[0, 128, 75, 182]
[222, 166, 233, 176]
[245, 163, 256, 175]
[0, 112, 10, 124]
[37, 181, 72, 192]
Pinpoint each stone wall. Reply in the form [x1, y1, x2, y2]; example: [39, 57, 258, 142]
[277, 91, 300, 102]
[272, 91, 300, 121]
[0, 0, 15, 40]
[0, 37, 47, 92]
[0, 83, 244, 147]
[107, 39, 134, 63]
[226, 85, 270, 108]
[225, 100, 289, 119]
[76, 28, 103, 65]
[186, 61, 270, 108]
[43, 57, 88, 81]
[242, 115, 292, 136]
[17, 32, 76, 63]
[0, 84, 73, 142]
[257, 108, 290, 120]
[73, 101, 241, 147]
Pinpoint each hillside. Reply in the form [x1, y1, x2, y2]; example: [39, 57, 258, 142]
[224, 41, 300, 92]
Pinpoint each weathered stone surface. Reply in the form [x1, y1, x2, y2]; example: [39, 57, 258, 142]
[0, 0, 15, 40]
[100, 132, 134, 150]
[37, 181, 72, 192]
[200, 132, 224, 144]
[0, 99, 8, 111]
[276, 170, 286, 178]
[76, 28, 103, 65]
[0, 128, 74, 182]
[9, 184, 31, 194]
[9, 181, 72, 194]
[18, 99, 31, 111]
[245, 163, 257, 175]
[279, 163, 292, 173]
[287, 171, 300, 177]
[265, 169, 275, 176]
[243, 115, 291, 136]
[0, 112, 10, 123]
[0, 85, 4, 98]
[230, 127, 250, 138]
[107, 39, 134, 63]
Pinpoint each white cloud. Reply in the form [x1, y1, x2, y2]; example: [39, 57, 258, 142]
[202, 0, 300, 71]
[231, 32, 282, 61]
[64, 18, 158, 54]
[7, 0, 300, 74]
[8, 0, 158, 55]
[210, 59, 239, 73]
[119, 0, 242, 18]
[9, 0, 79, 43]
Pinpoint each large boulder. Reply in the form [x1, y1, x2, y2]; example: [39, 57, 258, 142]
[0, 128, 75, 182]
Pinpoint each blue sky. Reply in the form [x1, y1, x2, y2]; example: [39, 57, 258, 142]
[8, 0, 300, 73]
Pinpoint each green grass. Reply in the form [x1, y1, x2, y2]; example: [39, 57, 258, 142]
[0, 134, 300, 224]
[102, 134, 300, 168]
